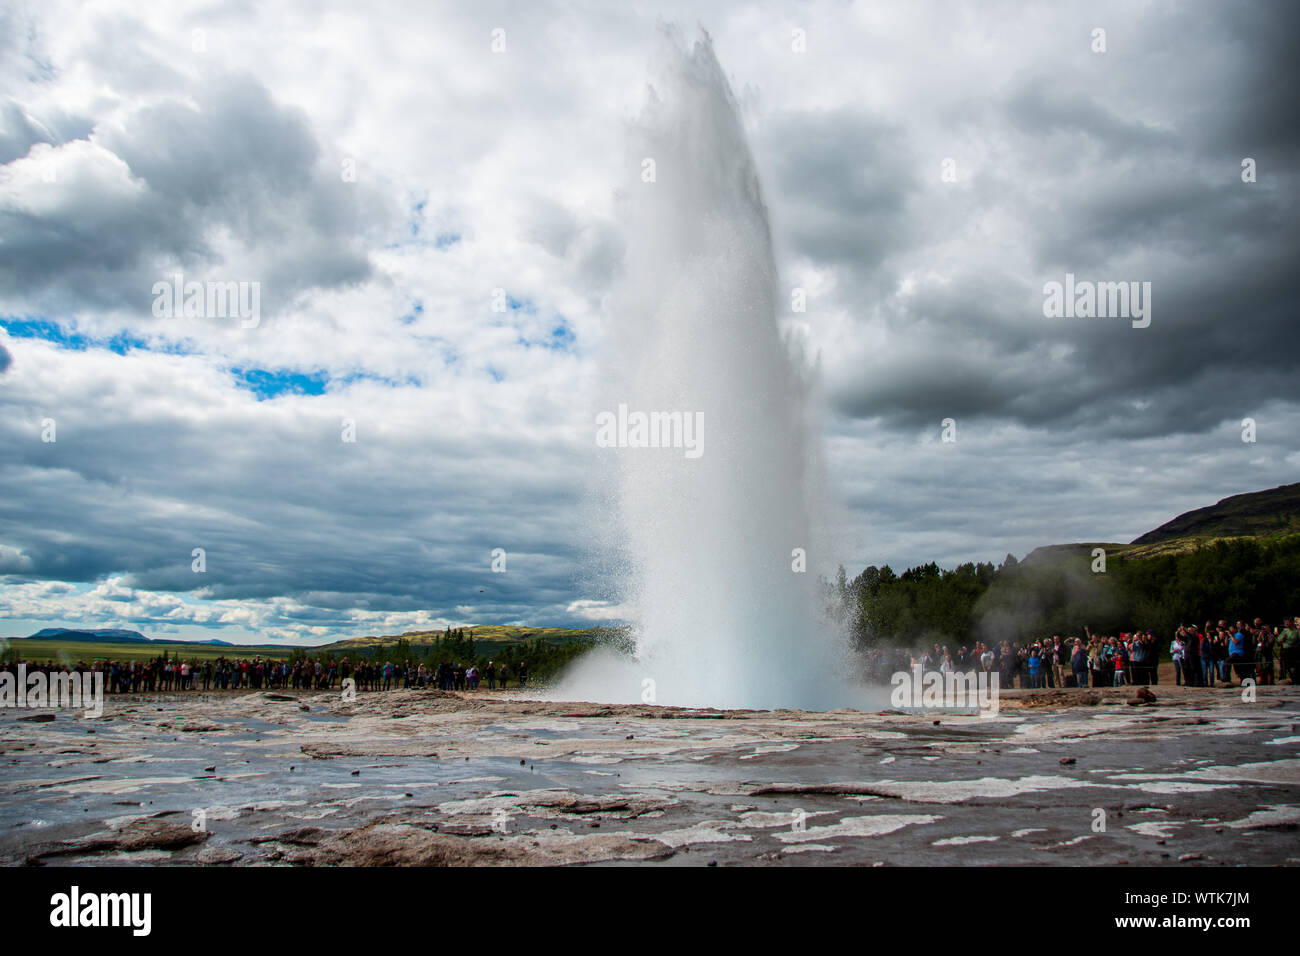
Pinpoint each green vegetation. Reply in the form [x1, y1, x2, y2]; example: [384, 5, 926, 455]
[319, 624, 599, 656]
[836, 533, 1300, 647]
[0, 639, 293, 664]
[1, 627, 618, 684]
[0, 621, 620, 686]
[302, 626, 626, 683]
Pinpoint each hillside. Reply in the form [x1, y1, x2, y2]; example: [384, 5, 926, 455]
[844, 483, 1300, 647]
[1023, 482, 1300, 565]
[317, 625, 613, 657]
[1130, 481, 1300, 545]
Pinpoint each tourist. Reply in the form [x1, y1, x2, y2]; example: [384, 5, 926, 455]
[1200, 626, 1216, 688]
[1071, 639, 1088, 688]
[1256, 626, 1275, 686]
[1280, 619, 1299, 684]
[1027, 646, 1043, 689]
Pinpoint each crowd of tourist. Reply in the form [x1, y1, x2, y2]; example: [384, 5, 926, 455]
[0, 655, 528, 694]
[7, 616, 1298, 696]
[864, 615, 1300, 689]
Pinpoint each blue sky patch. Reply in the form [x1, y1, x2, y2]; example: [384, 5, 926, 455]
[1, 316, 189, 355]
[399, 300, 424, 325]
[516, 317, 576, 352]
[230, 367, 328, 399]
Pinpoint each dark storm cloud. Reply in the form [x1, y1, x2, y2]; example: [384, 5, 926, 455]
[0, 368, 592, 627]
[0, 71, 386, 319]
[1184, 3, 1300, 158]
[760, 107, 919, 281]
[809, 1, 1300, 442]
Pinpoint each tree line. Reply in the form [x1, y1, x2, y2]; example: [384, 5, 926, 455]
[831, 534, 1300, 648]
[288, 627, 617, 682]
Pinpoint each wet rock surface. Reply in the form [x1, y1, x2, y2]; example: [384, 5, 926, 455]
[1, 685, 1297, 866]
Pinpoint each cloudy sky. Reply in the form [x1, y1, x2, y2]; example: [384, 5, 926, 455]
[1, 0, 1296, 645]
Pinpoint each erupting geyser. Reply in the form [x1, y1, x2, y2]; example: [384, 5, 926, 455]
[560, 28, 858, 710]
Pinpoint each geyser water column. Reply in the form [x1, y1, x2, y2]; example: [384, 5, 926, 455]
[575, 28, 846, 710]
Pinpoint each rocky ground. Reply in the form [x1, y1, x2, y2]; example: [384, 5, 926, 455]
[1, 683, 1297, 866]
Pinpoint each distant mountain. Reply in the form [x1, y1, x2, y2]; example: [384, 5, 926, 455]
[1130, 482, 1300, 545]
[19, 628, 233, 647]
[28, 627, 150, 643]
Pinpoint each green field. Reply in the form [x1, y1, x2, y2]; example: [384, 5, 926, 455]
[0, 639, 296, 664]
[0, 624, 615, 666]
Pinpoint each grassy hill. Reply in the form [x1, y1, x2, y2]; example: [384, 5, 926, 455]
[1130, 482, 1300, 545]
[317, 625, 616, 658]
[1023, 482, 1300, 565]
[845, 482, 1300, 647]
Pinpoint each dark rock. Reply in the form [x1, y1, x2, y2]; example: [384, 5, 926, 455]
[250, 827, 325, 847]
[22, 822, 178, 859]
[1127, 687, 1158, 706]
[113, 818, 209, 852]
